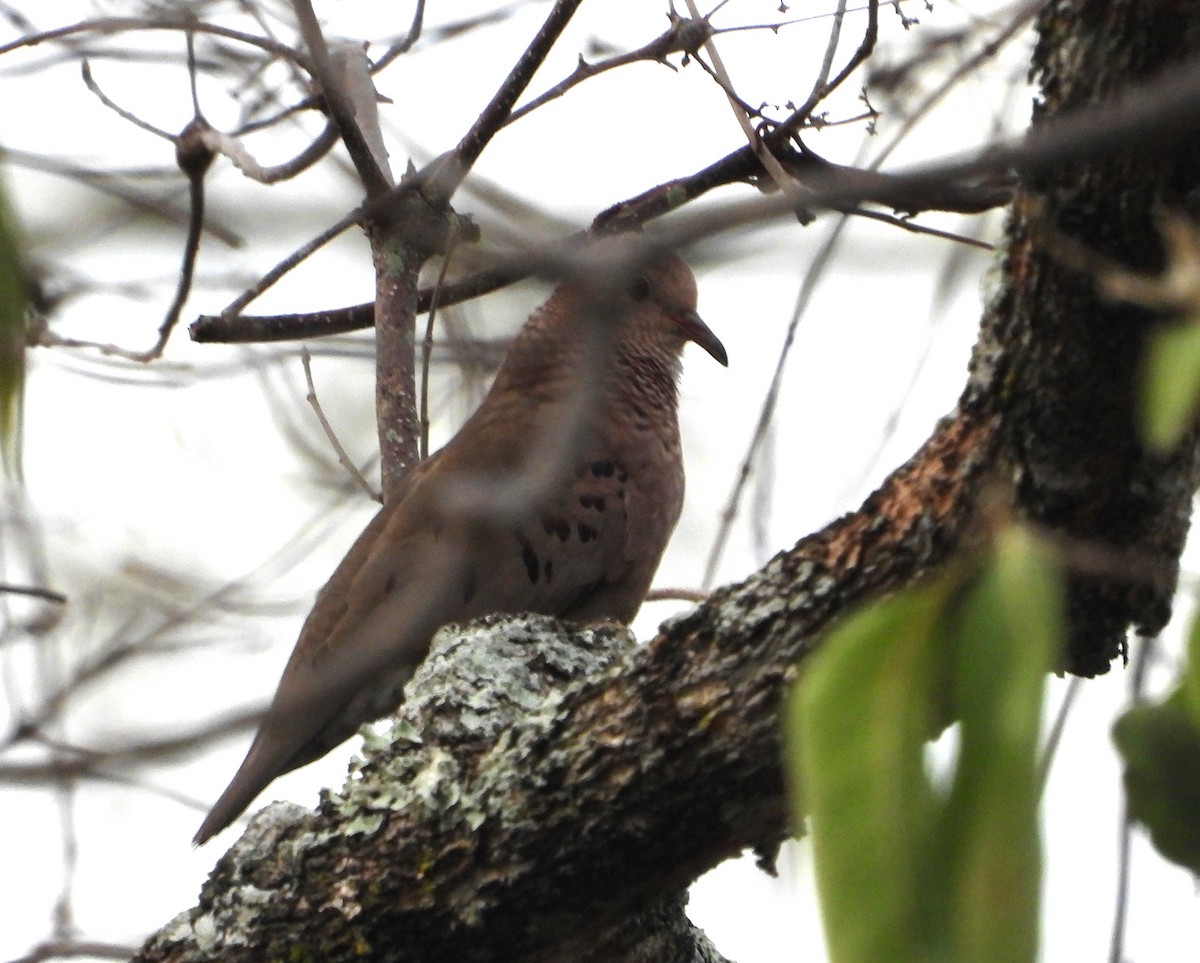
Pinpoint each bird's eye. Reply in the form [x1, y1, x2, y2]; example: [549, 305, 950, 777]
[629, 276, 651, 301]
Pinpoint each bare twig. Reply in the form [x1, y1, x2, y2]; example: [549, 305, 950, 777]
[299, 347, 380, 502]
[291, 0, 391, 196]
[1, 712, 267, 785]
[867, 0, 1042, 167]
[1, 145, 241, 246]
[841, 206, 994, 249]
[201, 120, 340, 184]
[51, 781, 79, 941]
[372, 0, 426, 71]
[52, 111, 215, 363]
[503, 12, 715, 127]
[644, 587, 708, 604]
[419, 241, 459, 460]
[811, 0, 852, 96]
[702, 211, 853, 587]
[80, 59, 173, 138]
[190, 262, 524, 342]
[1109, 633, 1158, 963]
[0, 16, 309, 67]
[781, 0, 878, 134]
[217, 206, 363, 318]
[0, 583, 66, 604]
[1037, 676, 1082, 795]
[127, 115, 216, 363]
[682, 0, 801, 201]
[448, 0, 585, 189]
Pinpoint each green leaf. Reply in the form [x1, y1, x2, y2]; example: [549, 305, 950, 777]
[1113, 694, 1200, 874]
[1140, 321, 1200, 452]
[0, 173, 25, 478]
[788, 527, 1062, 963]
[942, 527, 1060, 963]
[788, 575, 954, 963]
[1182, 614, 1200, 732]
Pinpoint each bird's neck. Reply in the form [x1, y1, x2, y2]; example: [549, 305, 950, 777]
[610, 349, 681, 418]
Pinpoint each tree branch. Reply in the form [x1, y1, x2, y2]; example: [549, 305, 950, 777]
[134, 407, 997, 963]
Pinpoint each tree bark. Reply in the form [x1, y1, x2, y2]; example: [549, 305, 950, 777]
[979, 0, 1200, 675]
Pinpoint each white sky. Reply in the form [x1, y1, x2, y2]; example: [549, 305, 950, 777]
[2, 2, 1199, 961]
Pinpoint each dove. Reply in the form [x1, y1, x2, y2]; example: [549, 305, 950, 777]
[194, 244, 726, 844]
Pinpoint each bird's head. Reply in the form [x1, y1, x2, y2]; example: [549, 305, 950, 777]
[617, 251, 728, 368]
[512, 239, 728, 379]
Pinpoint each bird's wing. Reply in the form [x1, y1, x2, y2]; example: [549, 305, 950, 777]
[461, 454, 639, 619]
[192, 461, 437, 844]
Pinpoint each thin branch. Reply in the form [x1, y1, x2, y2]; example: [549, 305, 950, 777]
[0, 710, 264, 784]
[0, 583, 67, 604]
[201, 119, 340, 184]
[841, 206, 994, 249]
[0, 16, 309, 68]
[1037, 676, 1081, 794]
[419, 242, 458, 460]
[51, 781, 79, 941]
[80, 59, 173, 139]
[811, 0, 852, 96]
[780, 0, 877, 134]
[292, 0, 391, 196]
[193, 38, 1200, 350]
[372, 0, 426, 71]
[504, 13, 715, 127]
[702, 211, 852, 587]
[448, 0, 585, 188]
[36, 114, 215, 362]
[300, 347, 380, 503]
[130, 118, 215, 362]
[372, 4, 531, 75]
[644, 587, 708, 604]
[686, 50, 766, 120]
[867, 0, 1043, 168]
[1109, 634, 1158, 963]
[682, 0, 801, 201]
[1, 146, 241, 247]
[216, 207, 363, 318]
[190, 260, 524, 342]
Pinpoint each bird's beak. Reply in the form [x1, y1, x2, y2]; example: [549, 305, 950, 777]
[676, 309, 728, 367]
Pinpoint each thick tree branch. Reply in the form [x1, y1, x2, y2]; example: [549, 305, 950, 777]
[135, 407, 998, 963]
[973, 1, 1200, 675]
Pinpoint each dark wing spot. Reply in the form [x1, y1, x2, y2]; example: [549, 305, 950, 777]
[578, 494, 606, 512]
[631, 404, 647, 419]
[616, 467, 629, 483]
[590, 460, 615, 478]
[577, 523, 597, 543]
[544, 558, 554, 582]
[542, 516, 570, 541]
[520, 539, 539, 583]
[384, 573, 397, 594]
